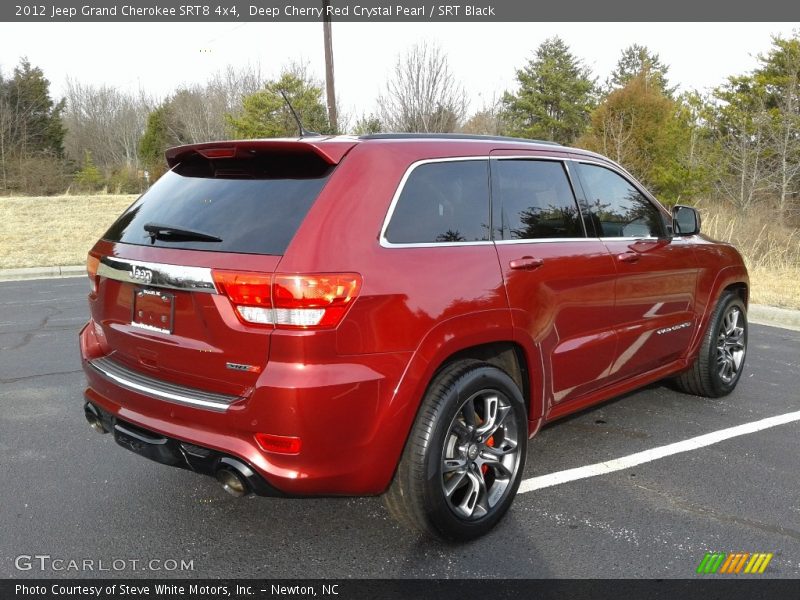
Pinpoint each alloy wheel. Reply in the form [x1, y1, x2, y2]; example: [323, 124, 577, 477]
[440, 389, 521, 520]
[716, 306, 746, 384]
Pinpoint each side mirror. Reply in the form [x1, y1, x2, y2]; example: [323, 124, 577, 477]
[672, 205, 701, 236]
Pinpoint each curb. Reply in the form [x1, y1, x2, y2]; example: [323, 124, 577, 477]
[0, 265, 798, 332]
[748, 305, 800, 332]
[0, 265, 85, 281]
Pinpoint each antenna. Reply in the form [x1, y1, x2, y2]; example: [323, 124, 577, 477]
[279, 90, 319, 138]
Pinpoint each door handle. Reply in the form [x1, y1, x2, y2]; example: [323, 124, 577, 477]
[509, 257, 544, 271]
[616, 252, 641, 264]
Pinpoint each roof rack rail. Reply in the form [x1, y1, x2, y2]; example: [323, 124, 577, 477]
[358, 133, 562, 146]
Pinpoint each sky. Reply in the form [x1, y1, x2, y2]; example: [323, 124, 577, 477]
[0, 22, 798, 121]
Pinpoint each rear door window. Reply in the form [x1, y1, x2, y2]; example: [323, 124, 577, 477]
[491, 159, 585, 240]
[104, 153, 333, 255]
[383, 160, 490, 244]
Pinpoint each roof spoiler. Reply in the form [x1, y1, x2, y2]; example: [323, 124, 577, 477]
[165, 139, 358, 169]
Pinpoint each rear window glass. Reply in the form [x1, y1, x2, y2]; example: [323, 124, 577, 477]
[103, 153, 333, 255]
[384, 160, 490, 244]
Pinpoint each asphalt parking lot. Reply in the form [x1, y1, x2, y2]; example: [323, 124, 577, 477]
[1, 277, 799, 579]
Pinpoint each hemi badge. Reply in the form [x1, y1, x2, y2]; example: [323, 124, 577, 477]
[226, 362, 261, 373]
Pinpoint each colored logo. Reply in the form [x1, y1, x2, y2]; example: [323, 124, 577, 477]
[696, 552, 773, 574]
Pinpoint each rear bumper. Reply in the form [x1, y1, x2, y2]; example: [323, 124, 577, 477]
[85, 400, 285, 497]
[79, 321, 413, 496]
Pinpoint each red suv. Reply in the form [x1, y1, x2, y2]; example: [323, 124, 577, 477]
[80, 134, 749, 540]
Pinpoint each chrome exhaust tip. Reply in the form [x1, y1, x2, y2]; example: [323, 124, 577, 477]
[216, 467, 249, 497]
[84, 402, 108, 434]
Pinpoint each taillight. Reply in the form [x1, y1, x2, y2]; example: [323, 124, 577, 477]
[273, 274, 362, 327]
[87, 254, 100, 294]
[212, 270, 273, 325]
[212, 271, 362, 329]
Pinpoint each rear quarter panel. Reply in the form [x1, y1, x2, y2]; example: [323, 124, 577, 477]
[278, 142, 526, 489]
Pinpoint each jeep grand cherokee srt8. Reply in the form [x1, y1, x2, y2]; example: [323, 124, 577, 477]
[80, 134, 749, 540]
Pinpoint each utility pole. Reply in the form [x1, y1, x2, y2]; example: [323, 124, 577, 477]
[322, 0, 338, 132]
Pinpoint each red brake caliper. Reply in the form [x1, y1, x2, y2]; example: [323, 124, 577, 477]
[481, 436, 495, 475]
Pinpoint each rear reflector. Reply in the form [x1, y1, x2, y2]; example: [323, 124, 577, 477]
[212, 271, 361, 329]
[255, 433, 302, 454]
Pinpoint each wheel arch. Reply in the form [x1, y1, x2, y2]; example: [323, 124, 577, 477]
[434, 341, 531, 414]
[376, 311, 545, 492]
[687, 265, 749, 361]
[723, 281, 749, 307]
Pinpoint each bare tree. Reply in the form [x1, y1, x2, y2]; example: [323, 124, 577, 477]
[168, 87, 222, 143]
[378, 42, 467, 133]
[0, 84, 9, 189]
[764, 54, 800, 223]
[64, 80, 152, 171]
[65, 64, 263, 178]
[766, 107, 800, 222]
[460, 94, 503, 136]
[211, 64, 264, 115]
[598, 109, 636, 166]
[713, 107, 772, 213]
[171, 64, 264, 143]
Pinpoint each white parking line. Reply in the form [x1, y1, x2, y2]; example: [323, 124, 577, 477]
[519, 409, 800, 494]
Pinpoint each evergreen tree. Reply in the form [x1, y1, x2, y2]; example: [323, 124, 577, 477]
[353, 113, 382, 135]
[0, 58, 67, 192]
[138, 105, 179, 180]
[2, 58, 66, 156]
[608, 44, 673, 94]
[74, 149, 104, 191]
[227, 72, 332, 138]
[501, 37, 596, 145]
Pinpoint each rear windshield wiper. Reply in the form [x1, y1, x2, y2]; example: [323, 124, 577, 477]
[143, 222, 222, 244]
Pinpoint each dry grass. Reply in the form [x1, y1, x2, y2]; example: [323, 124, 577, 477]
[699, 203, 800, 309]
[0, 194, 136, 269]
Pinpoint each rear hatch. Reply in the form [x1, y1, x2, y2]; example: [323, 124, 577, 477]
[87, 140, 353, 398]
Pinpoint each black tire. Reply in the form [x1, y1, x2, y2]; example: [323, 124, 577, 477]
[674, 291, 748, 398]
[383, 359, 528, 541]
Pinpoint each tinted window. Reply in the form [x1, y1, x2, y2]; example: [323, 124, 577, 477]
[104, 153, 333, 255]
[384, 160, 489, 244]
[492, 159, 584, 240]
[577, 163, 665, 238]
